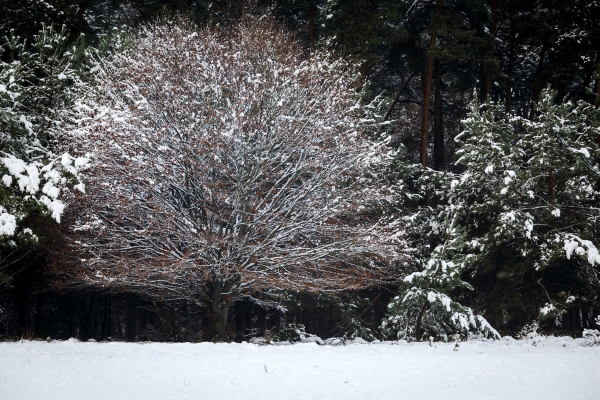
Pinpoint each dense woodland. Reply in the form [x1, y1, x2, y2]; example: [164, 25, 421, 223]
[1, 0, 599, 343]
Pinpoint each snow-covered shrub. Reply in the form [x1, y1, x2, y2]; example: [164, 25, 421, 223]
[68, 18, 403, 341]
[581, 316, 600, 346]
[273, 324, 323, 345]
[581, 329, 600, 346]
[314, 292, 377, 341]
[515, 321, 541, 340]
[538, 303, 565, 320]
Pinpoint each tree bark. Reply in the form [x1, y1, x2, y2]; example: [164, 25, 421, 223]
[384, 73, 416, 121]
[482, 0, 497, 102]
[505, 8, 516, 114]
[420, 0, 443, 167]
[530, 40, 548, 119]
[126, 302, 132, 341]
[358, 292, 383, 320]
[68, 294, 74, 339]
[210, 280, 231, 342]
[186, 301, 192, 341]
[433, 59, 444, 170]
[309, 0, 315, 47]
[548, 168, 556, 204]
[14, 286, 27, 338]
[102, 294, 111, 339]
[34, 293, 44, 338]
[84, 291, 96, 340]
[415, 301, 428, 342]
[596, 57, 600, 108]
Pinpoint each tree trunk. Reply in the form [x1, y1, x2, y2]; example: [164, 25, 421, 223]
[596, 57, 600, 108]
[33, 293, 44, 338]
[68, 295, 74, 339]
[581, 63, 593, 103]
[420, 0, 443, 167]
[14, 286, 27, 338]
[581, 307, 589, 329]
[481, 0, 497, 102]
[127, 300, 133, 341]
[384, 73, 415, 121]
[548, 168, 556, 204]
[186, 301, 192, 341]
[530, 40, 548, 119]
[415, 301, 428, 342]
[84, 291, 96, 340]
[102, 294, 111, 339]
[210, 280, 231, 342]
[505, 8, 516, 114]
[433, 59, 444, 171]
[358, 292, 383, 320]
[309, 0, 315, 47]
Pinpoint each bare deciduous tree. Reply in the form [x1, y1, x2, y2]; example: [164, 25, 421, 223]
[69, 19, 404, 341]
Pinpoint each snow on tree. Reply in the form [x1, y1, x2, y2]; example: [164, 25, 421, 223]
[381, 213, 499, 341]
[384, 89, 600, 338]
[68, 19, 404, 341]
[454, 90, 600, 323]
[0, 24, 88, 286]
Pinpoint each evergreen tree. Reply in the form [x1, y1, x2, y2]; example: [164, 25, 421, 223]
[394, 90, 600, 335]
[0, 24, 89, 287]
[381, 213, 499, 341]
[320, 0, 379, 73]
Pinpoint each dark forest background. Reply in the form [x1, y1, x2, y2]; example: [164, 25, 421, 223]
[1, 0, 599, 342]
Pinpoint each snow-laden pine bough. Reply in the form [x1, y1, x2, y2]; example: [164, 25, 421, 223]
[62, 19, 408, 341]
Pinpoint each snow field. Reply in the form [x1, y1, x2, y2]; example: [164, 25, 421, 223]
[0, 337, 599, 400]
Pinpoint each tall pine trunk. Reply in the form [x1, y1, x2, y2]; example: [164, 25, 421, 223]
[84, 291, 96, 340]
[434, 59, 444, 170]
[14, 285, 27, 338]
[420, 0, 443, 167]
[101, 294, 111, 339]
[309, 0, 315, 47]
[481, 0, 497, 102]
[34, 293, 44, 338]
[596, 57, 600, 108]
[505, 8, 516, 114]
[530, 40, 548, 119]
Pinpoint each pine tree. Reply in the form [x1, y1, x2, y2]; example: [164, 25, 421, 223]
[0, 24, 88, 287]
[422, 90, 599, 333]
[320, 0, 378, 71]
[381, 213, 499, 341]
[384, 88, 600, 337]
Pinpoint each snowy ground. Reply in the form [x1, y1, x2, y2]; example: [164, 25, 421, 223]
[1, 337, 599, 400]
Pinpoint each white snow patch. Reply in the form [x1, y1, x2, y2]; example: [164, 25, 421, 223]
[19, 115, 33, 134]
[564, 235, 600, 265]
[0, 211, 17, 236]
[572, 147, 591, 158]
[2, 174, 12, 187]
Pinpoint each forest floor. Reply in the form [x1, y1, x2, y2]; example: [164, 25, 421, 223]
[0, 336, 598, 399]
